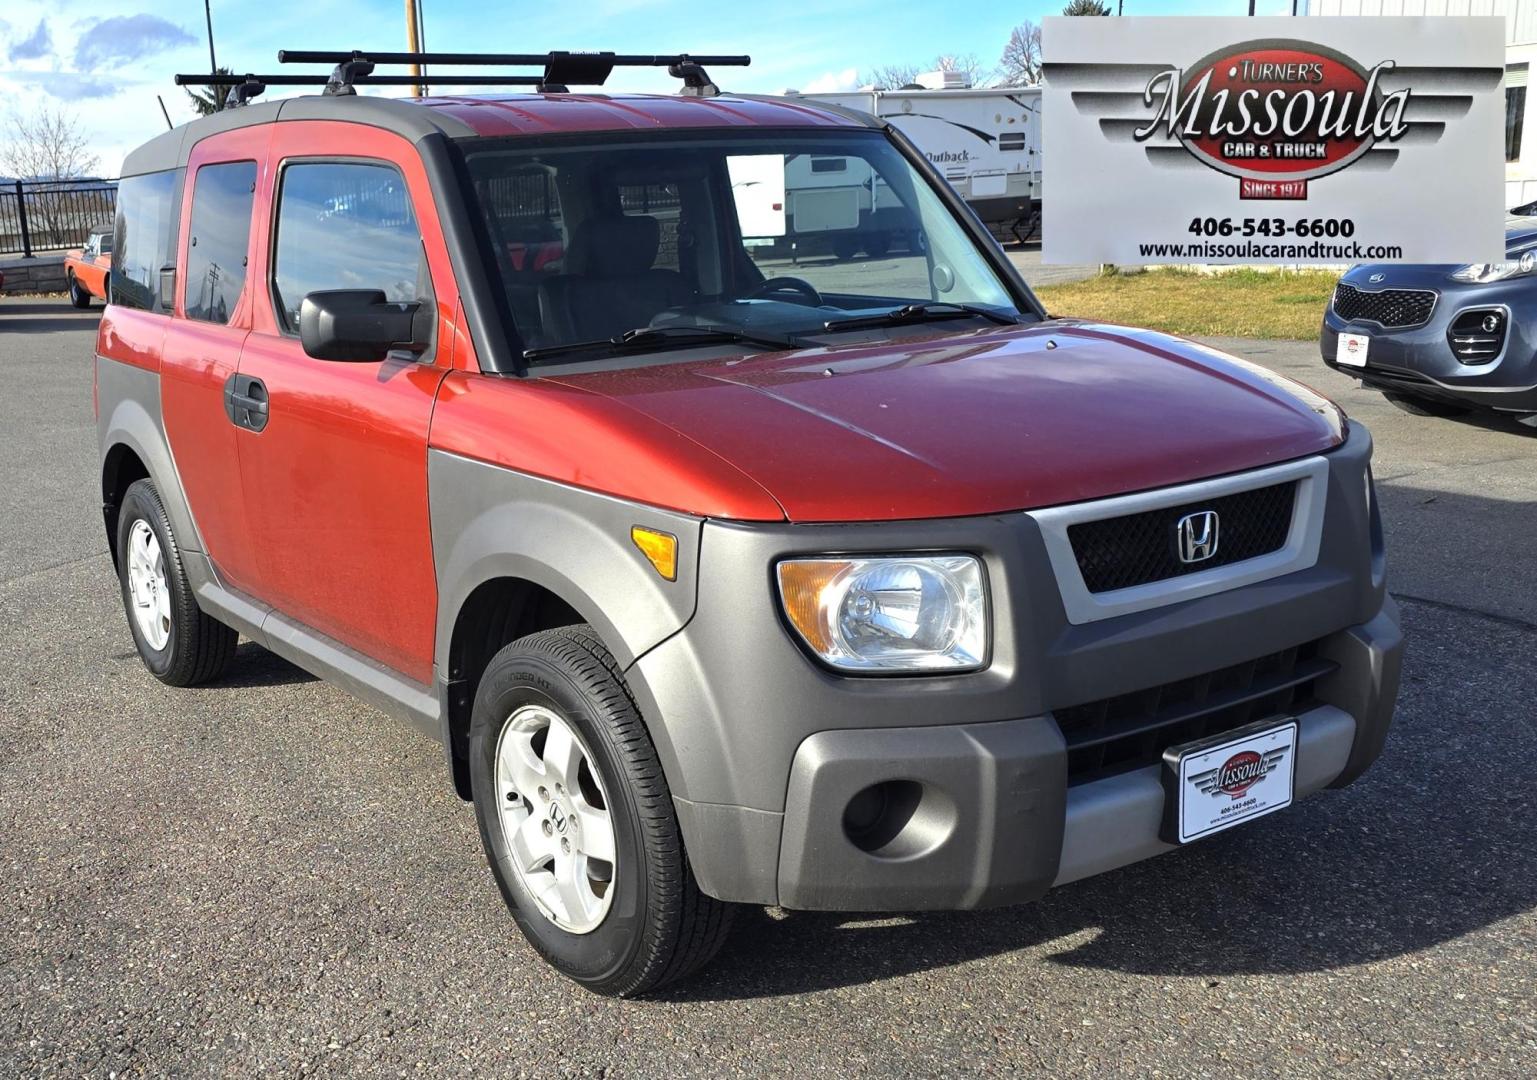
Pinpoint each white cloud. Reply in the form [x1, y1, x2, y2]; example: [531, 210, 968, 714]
[797, 66, 860, 94]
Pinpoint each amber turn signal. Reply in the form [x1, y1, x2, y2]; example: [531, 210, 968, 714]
[631, 526, 679, 581]
[775, 560, 853, 655]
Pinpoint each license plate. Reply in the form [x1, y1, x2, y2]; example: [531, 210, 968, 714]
[1164, 720, 1298, 844]
[1335, 332, 1369, 367]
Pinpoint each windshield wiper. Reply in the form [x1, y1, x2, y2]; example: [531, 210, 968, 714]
[821, 302, 1020, 333]
[523, 325, 804, 363]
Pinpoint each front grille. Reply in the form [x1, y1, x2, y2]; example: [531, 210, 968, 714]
[1333, 282, 1436, 328]
[1067, 482, 1297, 594]
[1054, 640, 1336, 784]
[1447, 308, 1507, 363]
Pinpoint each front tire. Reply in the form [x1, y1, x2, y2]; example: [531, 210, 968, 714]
[68, 273, 91, 309]
[116, 479, 236, 686]
[469, 625, 734, 996]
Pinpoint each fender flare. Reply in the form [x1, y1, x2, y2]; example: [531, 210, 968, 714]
[97, 359, 205, 562]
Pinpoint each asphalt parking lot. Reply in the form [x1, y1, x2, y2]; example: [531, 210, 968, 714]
[2, 296, 1534, 1077]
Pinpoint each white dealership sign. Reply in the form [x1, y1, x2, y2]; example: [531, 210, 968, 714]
[1042, 17, 1505, 265]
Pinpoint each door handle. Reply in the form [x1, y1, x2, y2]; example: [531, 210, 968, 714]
[223, 374, 270, 433]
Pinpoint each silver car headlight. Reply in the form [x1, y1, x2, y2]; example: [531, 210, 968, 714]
[776, 555, 988, 673]
[1451, 250, 1535, 282]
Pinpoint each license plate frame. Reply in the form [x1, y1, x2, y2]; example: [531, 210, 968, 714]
[1335, 331, 1370, 367]
[1160, 718, 1299, 845]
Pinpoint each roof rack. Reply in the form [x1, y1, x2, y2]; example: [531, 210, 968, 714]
[175, 50, 750, 108]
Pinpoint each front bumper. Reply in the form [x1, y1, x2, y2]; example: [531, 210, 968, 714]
[627, 424, 1400, 910]
[774, 599, 1398, 909]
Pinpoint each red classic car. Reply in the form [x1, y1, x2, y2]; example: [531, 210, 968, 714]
[64, 226, 112, 307]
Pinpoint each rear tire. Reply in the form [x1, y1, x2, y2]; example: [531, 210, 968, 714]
[68, 273, 91, 309]
[116, 479, 237, 686]
[469, 624, 734, 996]
[1382, 391, 1470, 418]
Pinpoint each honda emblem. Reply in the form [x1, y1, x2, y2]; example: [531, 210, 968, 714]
[1176, 510, 1220, 564]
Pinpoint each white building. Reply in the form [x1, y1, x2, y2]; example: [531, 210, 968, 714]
[1307, 0, 1537, 206]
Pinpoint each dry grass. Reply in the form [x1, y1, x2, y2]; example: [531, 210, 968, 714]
[1034, 267, 1341, 341]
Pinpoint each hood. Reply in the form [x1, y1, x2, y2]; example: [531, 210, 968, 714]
[1347, 219, 1537, 283]
[1507, 216, 1537, 251]
[549, 323, 1344, 523]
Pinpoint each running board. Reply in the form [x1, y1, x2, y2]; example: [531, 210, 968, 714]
[185, 552, 441, 741]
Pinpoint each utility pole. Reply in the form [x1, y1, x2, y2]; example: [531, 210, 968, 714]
[405, 0, 423, 97]
[415, 0, 429, 95]
[204, 0, 218, 73]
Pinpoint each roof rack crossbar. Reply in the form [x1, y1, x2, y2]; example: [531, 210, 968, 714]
[175, 73, 545, 87]
[276, 50, 750, 68]
[175, 50, 750, 107]
[276, 49, 749, 95]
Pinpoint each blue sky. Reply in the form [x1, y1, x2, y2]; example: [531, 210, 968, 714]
[0, 0, 1299, 174]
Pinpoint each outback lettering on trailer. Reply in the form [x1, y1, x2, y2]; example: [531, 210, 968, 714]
[1133, 40, 1412, 198]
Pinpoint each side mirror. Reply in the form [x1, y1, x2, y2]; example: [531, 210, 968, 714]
[298, 289, 427, 362]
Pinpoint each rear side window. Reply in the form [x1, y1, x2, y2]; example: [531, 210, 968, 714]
[111, 170, 180, 311]
[185, 161, 257, 324]
[271, 161, 428, 332]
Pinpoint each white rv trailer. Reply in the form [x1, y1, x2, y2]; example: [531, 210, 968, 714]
[727, 137, 923, 260]
[794, 71, 1043, 242]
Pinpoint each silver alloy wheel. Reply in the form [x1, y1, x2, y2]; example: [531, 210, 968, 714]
[494, 704, 617, 934]
[125, 519, 171, 651]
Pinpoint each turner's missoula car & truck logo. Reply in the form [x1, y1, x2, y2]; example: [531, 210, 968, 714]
[1132, 40, 1414, 199]
[1041, 16, 1504, 266]
[1191, 746, 1290, 800]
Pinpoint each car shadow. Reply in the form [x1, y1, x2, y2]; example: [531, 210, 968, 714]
[1416, 408, 1536, 438]
[0, 301, 100, 335]
[201, 642, 318, 689]
[659, 593, 1534, 1002]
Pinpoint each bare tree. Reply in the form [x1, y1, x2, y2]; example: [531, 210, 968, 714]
[185, 66, 235, 116]
[1062, 0, 1112, 14]
[997, 22, 1043, 87]
[1, 105, 101, 181]
[866, 63, 921, 90]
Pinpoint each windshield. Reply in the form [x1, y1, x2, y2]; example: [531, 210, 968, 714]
[462, 129, 1033, 364]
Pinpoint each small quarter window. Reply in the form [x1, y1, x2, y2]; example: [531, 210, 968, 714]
[272, 161, 429, 333]
[185, 161, 257, 324]
[111, 169, 180, 312]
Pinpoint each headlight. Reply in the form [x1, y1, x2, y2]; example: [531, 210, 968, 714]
[777, 555, 988, 673]
[1452, 250, 1535, 283]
